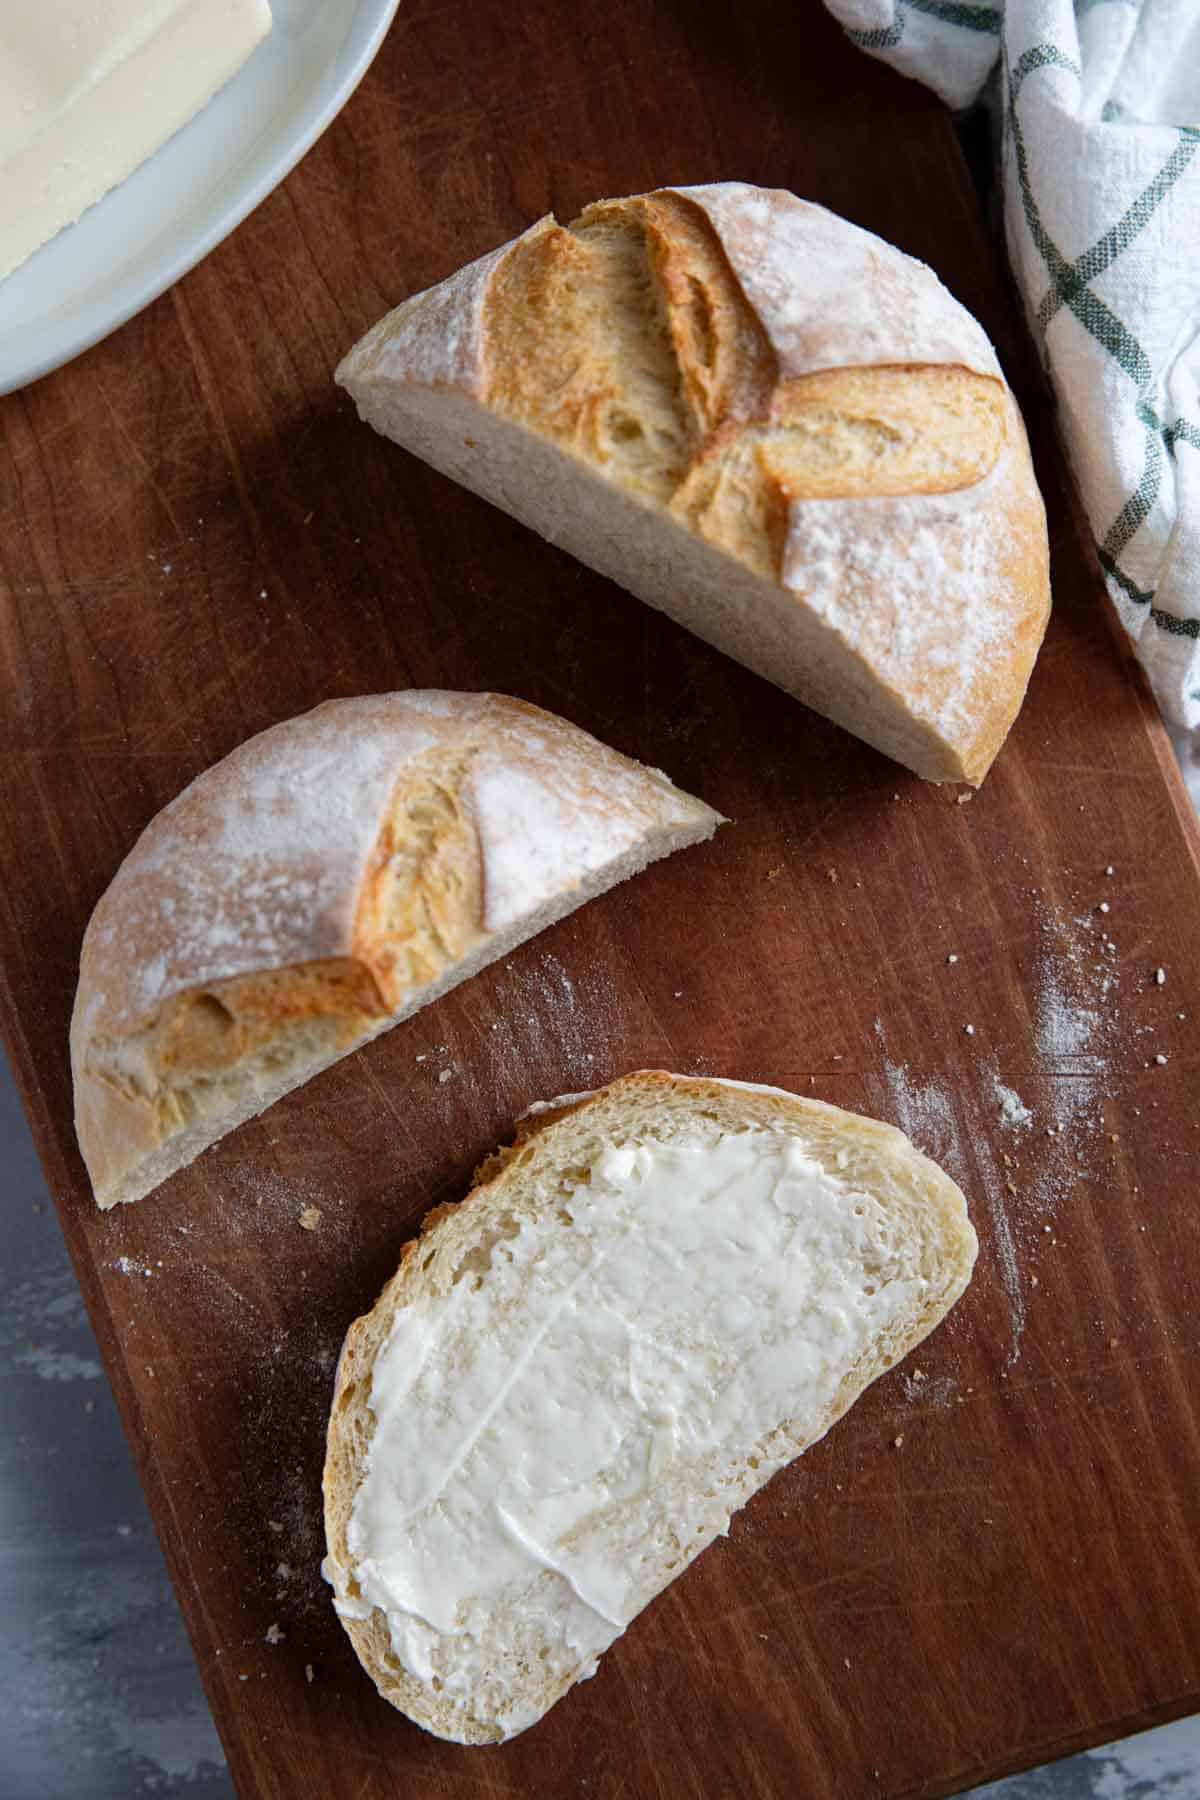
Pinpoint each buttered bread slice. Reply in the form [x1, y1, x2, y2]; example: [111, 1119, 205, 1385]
[323, 1071, 977, 1742]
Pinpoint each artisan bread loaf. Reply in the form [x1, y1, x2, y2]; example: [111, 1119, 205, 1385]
[338, 184, 1050, 786]
[323, 1070, 977, 1743]
[71, 696, 720, 1210]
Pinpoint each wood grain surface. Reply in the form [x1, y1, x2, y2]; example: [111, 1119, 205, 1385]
[3, 3, 1199, 1797]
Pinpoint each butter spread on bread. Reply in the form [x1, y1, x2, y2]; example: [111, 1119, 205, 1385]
[70, 695, 721, 1210]
[323, 1071, 977, 1742]
[338, 184, 1050, 785]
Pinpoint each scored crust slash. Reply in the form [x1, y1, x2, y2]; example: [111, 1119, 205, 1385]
[70, 693, 721, 1210]
[339, 183, 1050, 786]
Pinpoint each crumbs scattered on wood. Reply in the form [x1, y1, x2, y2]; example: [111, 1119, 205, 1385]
[305, 1663, 315, 1684]
[265, 1623, 284, 1646]
[439, 1067, 454, 1084]
[298, 1206, 322, 1232]
[893, 1435, 904, 1449]
[1155, 967, 1166, 986]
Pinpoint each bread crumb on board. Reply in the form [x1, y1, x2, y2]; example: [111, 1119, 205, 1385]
[265, 1623, 285, 1646]
[298, 1206, 322, 1232]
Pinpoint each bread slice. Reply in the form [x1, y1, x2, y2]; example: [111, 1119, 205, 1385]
[70, 696, 721, 1210]
[323, 1071, 977, 1743]
[337, 183, 1050, 786]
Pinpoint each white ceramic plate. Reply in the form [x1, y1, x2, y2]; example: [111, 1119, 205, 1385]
[0, 0, 400, 396]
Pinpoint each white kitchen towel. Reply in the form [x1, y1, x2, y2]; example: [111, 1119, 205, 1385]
[824, 0, 1200, 732]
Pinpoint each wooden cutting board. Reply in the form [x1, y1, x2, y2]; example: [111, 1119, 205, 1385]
[2, 3, 1199, 1796]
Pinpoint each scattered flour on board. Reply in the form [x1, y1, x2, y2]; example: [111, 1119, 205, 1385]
[901, 1372, 958, 1409]
[872, 1018, 1009, 1369]
[1031, 898, 1114, 1212]
[215, 1161, 331, 1237]
[1038, 958, 1101, 1063]
[520, 949, 599, 1085]
[876, 897, 1125, 1374]
[968, 1128, 1027, 1368]
[873, 1039, 960, 1173]
[993, 1078, 1032, 1129]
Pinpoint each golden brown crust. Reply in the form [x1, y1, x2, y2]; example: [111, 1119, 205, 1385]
[71, 695, 721, 1208]
[337, 184, 1051, 784]
[145, 960, 384, 1085]
[483, 192, 1011, 584]
[332, 186, 1043, 784]
[956, 400, 1050, 784]
[352, 747, 485, 1008]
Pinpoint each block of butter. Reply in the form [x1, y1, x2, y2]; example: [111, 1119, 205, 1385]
[0, 0, 273, 284]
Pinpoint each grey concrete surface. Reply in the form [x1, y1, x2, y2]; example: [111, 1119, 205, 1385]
[2, 1044, 1197, 1797]
[0, 1057, 230, 1800]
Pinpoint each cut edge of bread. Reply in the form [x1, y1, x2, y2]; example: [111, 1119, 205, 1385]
[323, 1070, 978, 1743]
[85, 826, 717, 1211]
[339, 375, 1042, 786]
[337, 185, 1050, 787]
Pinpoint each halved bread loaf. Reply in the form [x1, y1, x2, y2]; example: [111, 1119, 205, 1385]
[323, 1071, 977, 1743]
[338, 183, 1051, 785]
[70, 697, 721, 1209]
